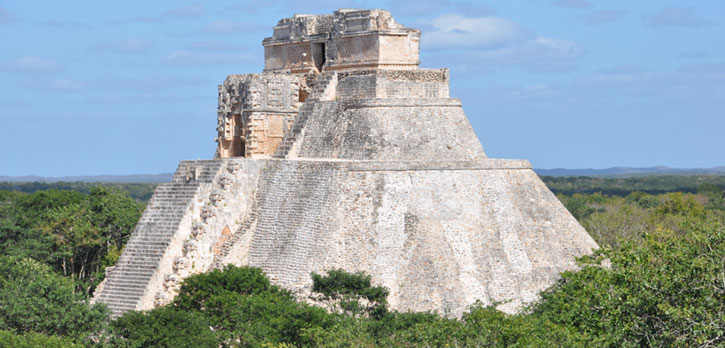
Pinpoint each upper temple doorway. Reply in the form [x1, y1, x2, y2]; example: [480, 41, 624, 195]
[312, 42, 325, 72]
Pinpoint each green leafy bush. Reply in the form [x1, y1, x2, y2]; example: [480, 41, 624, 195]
[110, 307, 217, 348]
[533, 220, 724, 347]
[0, 257, 108, 342]
[311, 269, 389, 318]
[0, 330, 82, 348]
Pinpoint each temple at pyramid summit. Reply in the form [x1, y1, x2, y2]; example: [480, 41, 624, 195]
[93, 9, 598, 318]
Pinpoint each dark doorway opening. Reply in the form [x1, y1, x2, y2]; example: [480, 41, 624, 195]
[312, 43, 325, 72]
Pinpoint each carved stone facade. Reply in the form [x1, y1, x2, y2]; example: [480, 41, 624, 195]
[218, 9, 421, 159]
[216, 74, 299, 158]
[263, 9, 420, 74]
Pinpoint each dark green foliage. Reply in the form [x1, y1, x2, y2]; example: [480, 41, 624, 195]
[312, 269, 389, 318]
[110, 307, 217, 348]
[557, 193, 605, 220]
[697, 183, 725, 210]
[0, 330, 82, 348]
[109, 266, 335, 347]
[0, 257, 108, 342]
[0, 187, 144, 295]
[533, 220, 724, 347]
[173, 265, 279, 311]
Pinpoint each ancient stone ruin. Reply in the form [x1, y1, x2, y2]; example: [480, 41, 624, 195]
[93, 9, 598, 319]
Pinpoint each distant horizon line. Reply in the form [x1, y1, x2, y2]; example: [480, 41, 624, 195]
[2, 165, 725, 182]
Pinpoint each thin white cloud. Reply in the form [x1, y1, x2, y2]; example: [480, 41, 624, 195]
[423, 14, 581, 71]
[110, 3, 205, 24]
[511, 83, 555, 98]
[1, 56, 59, 73]
[97, 74, 208, 91]
[577, 65, 650, 87]
[44, 79, 85, 91]
[423, 15, 526, 49]
[163, 3, 205, 19]
[647, 7, 710, 28]
[90, 38, 153, 54]
[471, 36, 582, 71]
[576, 63, 725, 90]
[39, 20, 91, 29]
[677, 51, 708, 59]
[391, 0, 495, 17]
[0, 5, 16, 24]
[202, 20, 265, 34]
[20, 78, 85, 91]
[117, 38, 153, 53]
[163, 51, 255, 65]
[185, 40, 249, 51]
[582, 10, 627, 25]
[553, 0, 593, 9]
[224, 0, 277, 15]
[676, 62, 725, 82]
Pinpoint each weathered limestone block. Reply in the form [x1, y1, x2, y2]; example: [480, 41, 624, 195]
[154, 292, 168, 306]
[209, 190, 224, 205]
[163, 274, 179, 289]
[191, 221, 204, 238]
[219, 174, 233, 188]
[200, 206, 215, 221]
[183, 240, 199, 255]
[173, 257, 189, 272]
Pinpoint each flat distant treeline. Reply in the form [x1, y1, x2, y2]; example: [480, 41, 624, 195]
[541, 174, 725, 196]
[0, 182, 157, 201]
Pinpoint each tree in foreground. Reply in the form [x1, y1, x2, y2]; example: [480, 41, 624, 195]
[0, 256, 108, 344]
[533, 219, 724, 347]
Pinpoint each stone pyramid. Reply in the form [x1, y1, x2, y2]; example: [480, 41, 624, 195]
[93, 9, 598, 318]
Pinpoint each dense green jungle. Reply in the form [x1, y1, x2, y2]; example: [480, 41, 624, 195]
[0, 175, 723, 347]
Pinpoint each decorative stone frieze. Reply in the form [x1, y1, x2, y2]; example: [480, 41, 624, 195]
[200, 206, 215, 221]
[163, 274, 180, 289]
[209, 190, 224, 205]
[191, 221, 204, 238]
[173, 257, 189, 272]
[183, 239, 199, 255]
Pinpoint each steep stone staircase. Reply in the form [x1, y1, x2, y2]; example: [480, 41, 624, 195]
[93, 160, 224, 318]
[274, 72, 337, 158]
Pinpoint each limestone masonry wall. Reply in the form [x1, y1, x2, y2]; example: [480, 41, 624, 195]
[292, 99, 486, 161]
[213, 159, 596, 316]
[335, 69, 449, 99]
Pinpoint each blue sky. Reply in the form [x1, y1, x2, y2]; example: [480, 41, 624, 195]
[1, 0, 723, 176]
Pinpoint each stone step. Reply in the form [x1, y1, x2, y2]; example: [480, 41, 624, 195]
[108, 271, 156, 279]
[149, 196, 196, 201]
[105, 278, 150, 287]
[98, 291, 144, 300]
[121, 247, 168, 254]
[115, 259, 163, 267]
[119, 251, 165, 258]
[98, 287, 146, 297]
[98, 296, 142, 306]
[124, 239, 171, 245]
